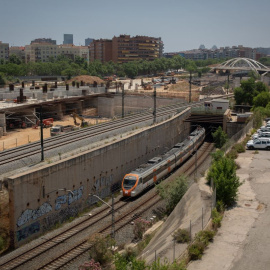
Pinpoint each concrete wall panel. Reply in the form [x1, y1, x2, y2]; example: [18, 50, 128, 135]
[8, 108, 191, 247]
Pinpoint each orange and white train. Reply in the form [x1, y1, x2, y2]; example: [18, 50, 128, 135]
[121, 127, 205, 197]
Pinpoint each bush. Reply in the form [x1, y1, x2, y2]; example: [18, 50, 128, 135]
[212, 126, 228, 148]
[212, 208, 223, 230]
[88, 234, 115, 266]
[226, 149, 238, 160]
[207, 156, 242, 207]
[172, 229, 190, 243]
[188, 241, 205, 260]
[114, 253, 146, 270]
[150, 258, 187, 270]
[195, 230, 215, 246]
[79, 259, 102, 270]
[233, 143, 245, 153]
[157, 175, 188, 214]
[133, 218, 151, 240]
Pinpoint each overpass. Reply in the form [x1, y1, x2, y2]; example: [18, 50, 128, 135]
[211, 58, 270, 75]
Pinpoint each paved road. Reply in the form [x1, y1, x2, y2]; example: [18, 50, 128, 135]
[188, 150, 270, 270]
[231, 150, 270, 270]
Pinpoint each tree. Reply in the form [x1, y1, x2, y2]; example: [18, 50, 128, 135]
[253, 91, 270, 108]
[157, 175, 188, 214]
[0, 72, 6, 86]
[212, 126, 228, 149]
[206, 155, 241, 207]
[9, 54, 22, 65]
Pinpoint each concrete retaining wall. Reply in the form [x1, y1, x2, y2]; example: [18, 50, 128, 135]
[8, 108, 191, 248]
[97, 95, 186, 118]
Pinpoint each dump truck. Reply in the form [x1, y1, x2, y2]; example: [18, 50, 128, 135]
[50, 125, 76, 136]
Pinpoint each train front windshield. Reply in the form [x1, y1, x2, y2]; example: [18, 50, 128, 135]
[123, 175, 137, 189]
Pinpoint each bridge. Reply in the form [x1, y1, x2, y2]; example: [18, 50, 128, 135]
[211, 58, 270, 75]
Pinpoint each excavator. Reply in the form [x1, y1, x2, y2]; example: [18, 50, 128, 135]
[71, 112, 89, 128]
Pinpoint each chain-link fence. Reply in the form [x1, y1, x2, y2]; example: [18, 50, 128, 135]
[221, 119, 253, 153]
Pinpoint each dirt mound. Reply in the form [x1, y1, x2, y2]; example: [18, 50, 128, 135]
[67, 75, 104, 85]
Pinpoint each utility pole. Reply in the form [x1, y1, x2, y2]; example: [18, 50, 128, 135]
[189, 71, 192, 103]
[227, 73, 230, 94]
[122, 84, 124, 118]
[111, 192, 115, 238]
[40, 105, 44, 161]
[153, 87, 156, 124]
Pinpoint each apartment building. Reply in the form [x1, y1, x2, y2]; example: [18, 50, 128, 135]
[0, 41, 9, 61]
[9, 46, 25, 62]
[112, 35, 163, 63]
[25, 43, 89, 63]
[88, 35, 163, 63]
[89, 39, 112, 63]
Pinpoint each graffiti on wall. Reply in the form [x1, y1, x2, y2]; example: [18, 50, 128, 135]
[55, 186, 84, 211]
[16, 221, 40, 242]
[17, 202, 52, 227]
[89, 175, 114, 204]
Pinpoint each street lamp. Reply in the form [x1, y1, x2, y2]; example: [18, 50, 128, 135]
[89, 193, 115, 238]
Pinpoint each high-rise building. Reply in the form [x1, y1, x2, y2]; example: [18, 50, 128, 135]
[85, 38, 94, 46]
[63, 34, 73, 45]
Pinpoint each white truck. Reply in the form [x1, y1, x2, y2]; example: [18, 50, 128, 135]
[246, 138, 270, 150]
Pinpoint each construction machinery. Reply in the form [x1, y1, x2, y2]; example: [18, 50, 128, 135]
[71, 112, 89, 127]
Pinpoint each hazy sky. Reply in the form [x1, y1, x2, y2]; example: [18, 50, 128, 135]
[1, 0, 270, 52]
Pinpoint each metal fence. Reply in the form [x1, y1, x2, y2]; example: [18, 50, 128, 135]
[221, 119, 253, 153]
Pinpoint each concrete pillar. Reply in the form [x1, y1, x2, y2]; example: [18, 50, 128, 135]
[0, 113, 7, 135]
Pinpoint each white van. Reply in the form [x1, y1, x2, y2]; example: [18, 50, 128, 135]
[246, 138, 270, 150]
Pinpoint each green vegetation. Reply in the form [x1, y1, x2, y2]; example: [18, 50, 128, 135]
[157, 175, 188, 214]
[212, 126, 228, 148]
[88, 234, 116, 266]
[211, 208, 223, 230]
[172, 228, 190, 243]
[207, 151, 241, 207]
[0, 55, 223, 83]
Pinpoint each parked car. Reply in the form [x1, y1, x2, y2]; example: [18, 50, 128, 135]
[252, 131, 270, 140]
[246, 138, 270, 150]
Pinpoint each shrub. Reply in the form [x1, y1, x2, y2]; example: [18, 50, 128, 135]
[79, 259, 102, 270]
[207, 156, 242, 207]
[88, 234, 115, 266]
[188, 241, 205, 260]
[150, 258, 187, 270]
[212, 208, 223, 230]
[195, 230, 215, 246]
[226, 149, 238, 160]
[212, 126, 228, 148]
[233, 143, 245, 153]
[172, 228, 190, 243]
[157, 175, 188, 214]
[114, 253, 146, 270]
[133, 218, 151, 240]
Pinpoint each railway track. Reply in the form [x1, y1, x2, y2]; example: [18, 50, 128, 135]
[0, 103, 189, 166]
[0, 142, 214, 270]
[0, 94, 232, 167]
